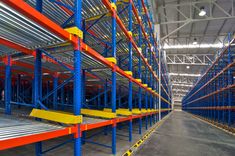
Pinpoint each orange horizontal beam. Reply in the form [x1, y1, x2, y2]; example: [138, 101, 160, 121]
[0, 126, 77, 150]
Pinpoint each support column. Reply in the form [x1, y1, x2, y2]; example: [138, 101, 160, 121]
[61, 85, 64, 110]
[74, 0, 82, 155]
[53, 73, 58, 110]
[128, 0, 133, 142]
[111, 0, 117, 154]
[46, 81, 50, 106]
[4, 55, 11, 115]
[82, 70, 86, 106]
[158, 50, 161, 121]
[104, 79, 108, 108]
[34, 49, 42, 156]
[138, 0, 142, 134]
[17, 74, 21, 108]
[227, 33, 233, 127]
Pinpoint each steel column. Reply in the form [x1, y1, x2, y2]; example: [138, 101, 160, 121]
[74, 0, 82, 155]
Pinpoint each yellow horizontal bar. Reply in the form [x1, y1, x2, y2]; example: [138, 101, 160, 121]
[65, 26, 83, 39]
[141, 109, 148, 113]
[135, 79, 142, 83]
[124, 71, 133, 76]
[132, 109, 142, 114]
[104, 108, 132, 116]
[81, 108, 116, 119]
[106, 57, 117, 64]
[143, 84, 148, 87]
[30, 109, 82, 124]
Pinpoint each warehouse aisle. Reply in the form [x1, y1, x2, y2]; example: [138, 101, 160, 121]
[135, 111, 235, 156]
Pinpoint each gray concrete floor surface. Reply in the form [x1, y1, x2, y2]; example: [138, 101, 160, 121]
[135, 111, 235, 156]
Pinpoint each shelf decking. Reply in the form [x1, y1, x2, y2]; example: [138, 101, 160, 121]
[0, 114, 77, 150]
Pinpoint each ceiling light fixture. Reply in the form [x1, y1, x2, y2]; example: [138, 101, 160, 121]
[186, 66, 190, 69]
[163, 43, 223, 49]
[193, 38, 198, 45]
[199, 6, 206, 16]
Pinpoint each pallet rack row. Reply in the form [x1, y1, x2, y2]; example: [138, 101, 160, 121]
[0, 0, 172, 155]
[182, 33, 235, 132]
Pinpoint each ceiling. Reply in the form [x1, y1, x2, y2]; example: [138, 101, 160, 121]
[150, 0, 235, 105]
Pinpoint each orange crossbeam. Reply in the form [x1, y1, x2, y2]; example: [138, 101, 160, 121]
[0, 126, 77, 150]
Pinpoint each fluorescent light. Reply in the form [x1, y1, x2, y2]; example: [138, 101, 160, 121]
[199, 7, 206, 16]
[172, 84, 193, 87]
[186, 66, 190, 69]
[169, 73, 201, 77]
[163, 43, 223, 49]
[193, 38, 197, 45]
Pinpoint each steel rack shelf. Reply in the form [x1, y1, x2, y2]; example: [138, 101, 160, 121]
[182, 33, 235, 132]
[0, 0, 172, 155]
[0, 114, 78, 150]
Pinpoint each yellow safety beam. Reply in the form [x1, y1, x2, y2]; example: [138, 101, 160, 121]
[124, 71, 133, 76]
[81, 109, 116, 119]
[141, 109, 148, 113]
[106, 57, 117, 64]
[135, 79, 142, 83]
[104, 108, 132, 116]
[65, 26, 83, 39]
[132, 109, 142, 114]
[143, 84, 148, 87]
[148, 87, 152, 90]
[30, 109, 82, 124]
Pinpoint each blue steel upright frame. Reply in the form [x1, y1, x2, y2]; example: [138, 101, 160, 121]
[182, 34, 235, 131]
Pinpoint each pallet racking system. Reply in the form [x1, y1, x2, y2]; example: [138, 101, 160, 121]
[0, 0, 172, 155]
[182, 33, 235, 132]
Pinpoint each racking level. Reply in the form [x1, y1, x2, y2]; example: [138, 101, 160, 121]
[182, 33, 235, 133]
[0, 0, 172, 155]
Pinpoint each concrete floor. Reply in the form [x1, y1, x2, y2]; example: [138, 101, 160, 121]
[136, 111, 235, 156]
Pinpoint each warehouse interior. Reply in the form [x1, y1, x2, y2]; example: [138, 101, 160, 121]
[0, 0, 234, 156]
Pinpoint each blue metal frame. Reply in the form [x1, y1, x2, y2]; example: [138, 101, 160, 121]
[74, 0, 82, 155]
[182, 33, 234, 130]
[4, 55, 11, 115]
